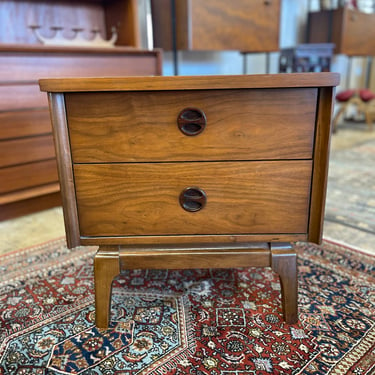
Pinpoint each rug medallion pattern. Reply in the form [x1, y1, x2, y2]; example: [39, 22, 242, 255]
[0, 239, 374, 374]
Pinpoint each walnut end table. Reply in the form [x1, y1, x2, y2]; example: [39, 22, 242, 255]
[39, 73, 339, 328]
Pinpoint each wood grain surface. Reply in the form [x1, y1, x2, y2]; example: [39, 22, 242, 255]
[47, 93, 81, 249]
[308, 87, 334, 244]
[0, 134, 55, 168]
[0, 52, 161, 82]
[0, 159, 58, 194]
[66, 88, 317, 162]
[39, 73, 340, 92]
[0, 0, 140, 48]
[73, 161, 312, 236]
[0, 84, 46, 111]
[308, 8, 375, 56]
[0, 109, 51, 140]
[151, 0, 280, 51]
[188, 0, 280, 51]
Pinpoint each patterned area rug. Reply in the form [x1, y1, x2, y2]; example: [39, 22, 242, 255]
[0, 238, 374, 374]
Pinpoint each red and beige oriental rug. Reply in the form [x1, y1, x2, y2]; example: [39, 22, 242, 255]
[0, 238, 374, 374]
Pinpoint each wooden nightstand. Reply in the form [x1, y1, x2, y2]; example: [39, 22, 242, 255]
[39, 73, 339, 328]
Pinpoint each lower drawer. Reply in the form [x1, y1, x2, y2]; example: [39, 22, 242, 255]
[74, 161, 312, 237]
[0, 159, 58, 194]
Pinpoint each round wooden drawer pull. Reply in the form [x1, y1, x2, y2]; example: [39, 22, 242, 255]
[177, 107, 206, 136]
[179, 187, 207, 212]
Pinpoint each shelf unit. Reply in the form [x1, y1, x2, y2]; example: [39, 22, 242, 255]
[307, 7, 375, 56]
[0, 0, 140, 47]
[0, 0, 162, 221]
[151, 0, 280, 52]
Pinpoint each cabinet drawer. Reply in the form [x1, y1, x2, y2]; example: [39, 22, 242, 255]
[0, 159, 58, 194]
[0, 134, 55, 168]
[0, 109, 51, 140]
[74, 160, 312, 237]
[66, 88, 317, 162]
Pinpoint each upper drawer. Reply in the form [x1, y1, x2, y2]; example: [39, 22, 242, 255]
[66, 88, 317, 162]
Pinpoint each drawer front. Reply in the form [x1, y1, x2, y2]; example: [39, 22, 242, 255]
[66, 88, 317, 162]
[0, 159, 58, 194]
[0, 84, 47, 111]
[0, 109, 51, 140]
[74, 161, 312, 237]
[0, 135, 55, 168]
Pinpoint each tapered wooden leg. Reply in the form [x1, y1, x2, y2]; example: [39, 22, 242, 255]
[94, 246, 120, 329]
[271, 243, 298, 324]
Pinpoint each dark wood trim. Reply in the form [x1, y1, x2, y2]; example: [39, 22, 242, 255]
[308, 87, 335, 244]
[48, 93, 81, 249]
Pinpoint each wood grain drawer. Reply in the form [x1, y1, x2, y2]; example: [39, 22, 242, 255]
[74, 160, 312, 237]
[0, 159, 58, 194]
[0, 109, 51, 140]
[0, 134, 55, 168]
[66, 88, 317, 162]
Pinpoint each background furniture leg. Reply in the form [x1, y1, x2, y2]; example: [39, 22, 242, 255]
[332, 103, 347, 132]
[94, 246, 120, 328]
[271, 244, 298, 324]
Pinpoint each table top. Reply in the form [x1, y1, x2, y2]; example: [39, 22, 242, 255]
[39, 72, 340, 92]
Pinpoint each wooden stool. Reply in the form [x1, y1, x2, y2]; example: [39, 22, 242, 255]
[333, 89, 375, 132]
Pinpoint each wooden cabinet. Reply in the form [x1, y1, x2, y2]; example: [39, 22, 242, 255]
[0, 0, 162, 220]
[40, 73, 339, 328]
[0, 0, 140, 47]
[0, 46, 161, 221]
[151, 0, 280, 51]
[307, 8, 375, 56]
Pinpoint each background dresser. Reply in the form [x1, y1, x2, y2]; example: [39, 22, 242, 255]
[40, 73, 339, 328]
[0, 46, 161, 220]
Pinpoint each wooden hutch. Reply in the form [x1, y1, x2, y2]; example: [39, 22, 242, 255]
[0, 0, 161, 220]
